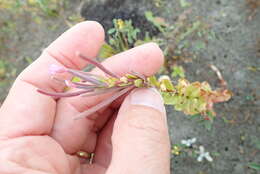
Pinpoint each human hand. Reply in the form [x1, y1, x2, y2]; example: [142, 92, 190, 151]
[0, 21, 170, 174]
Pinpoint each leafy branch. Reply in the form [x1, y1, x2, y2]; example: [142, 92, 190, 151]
[99, 19, 141, 58]
[37, 53, 231, 120]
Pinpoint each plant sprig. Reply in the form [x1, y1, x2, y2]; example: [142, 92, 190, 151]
[99, 19, 141, 58]
[38, 52, 231, 120]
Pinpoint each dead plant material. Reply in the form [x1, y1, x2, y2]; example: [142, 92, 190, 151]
[245, 0, 260, 20]
[246, 0, 260, 10]
[209, 64, 227, 88]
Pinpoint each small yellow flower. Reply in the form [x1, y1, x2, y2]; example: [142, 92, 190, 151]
[171, 145, 181, 155]
[117, 19, 125, 30]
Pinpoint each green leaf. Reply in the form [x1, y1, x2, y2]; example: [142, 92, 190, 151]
[108, 28, 116, 34]
[24, 57, 34, 64]
[71, 76, 81, 82]
[161, 92, 176, 105]
[124, 74, 137, 79]
[99, 43, 117, 58]
[144, 11, 153, 20]
[184, 85, 200, 98]
[211, 152, 221, 157]
[161, 79, 175, 91]
[248, 163, 260, 170]
[191, 113, 202, 118]
[147, 76, 159, 87]
[194, 41, 206, 51]
[178, 21, 201, 42]
[144, 11, 167, 33]
[134, 79, 143, 87]
[171, 66, 185, 78]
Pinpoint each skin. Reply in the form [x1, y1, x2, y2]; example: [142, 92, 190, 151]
[0, 21, 170, 174]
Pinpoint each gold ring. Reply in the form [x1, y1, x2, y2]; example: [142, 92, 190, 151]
[76, 151, 95, 164]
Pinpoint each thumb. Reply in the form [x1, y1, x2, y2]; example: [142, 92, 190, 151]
[107, 88, 171, 174]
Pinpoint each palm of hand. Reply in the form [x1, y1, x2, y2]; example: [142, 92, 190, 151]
[0, 123, 112, 173]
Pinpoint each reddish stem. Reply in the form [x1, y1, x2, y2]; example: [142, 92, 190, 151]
[76, 52, 119, 78]
[74, 86, 135, 120]
[80, 86, 126, 97]
[67, 69, 106, 86]
[37, 89, 93, 98]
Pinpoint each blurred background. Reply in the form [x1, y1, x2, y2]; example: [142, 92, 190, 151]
[0, 0, 259, 173]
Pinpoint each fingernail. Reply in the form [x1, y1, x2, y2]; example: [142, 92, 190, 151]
[130, 88, 165, 114]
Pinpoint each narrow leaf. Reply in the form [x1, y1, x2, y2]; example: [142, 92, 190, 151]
[37, 89, 93, 98]
[77, 52, 118, 78]
[248, 163, 260, 170]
